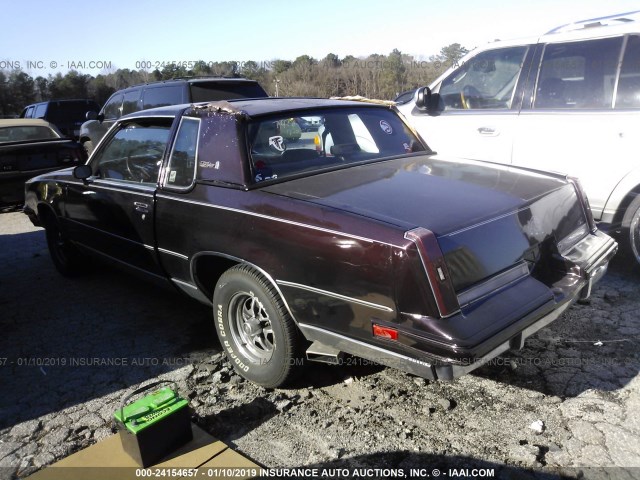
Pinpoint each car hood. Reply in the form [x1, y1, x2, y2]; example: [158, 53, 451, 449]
[262, 154, 567, 236]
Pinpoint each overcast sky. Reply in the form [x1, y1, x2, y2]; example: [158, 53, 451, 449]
[2, 0, 639, 76]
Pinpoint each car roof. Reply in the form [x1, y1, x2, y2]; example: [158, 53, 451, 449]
[23, 99, 98, 107]
[122, 97, 387, 120]
[0, 118, 57, 128]
[115, 77, 261, 93]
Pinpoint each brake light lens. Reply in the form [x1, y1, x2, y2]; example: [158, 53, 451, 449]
[373, 324, 398, 340]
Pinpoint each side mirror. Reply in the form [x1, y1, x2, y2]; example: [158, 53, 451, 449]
[415, 87, 441, 113]
[86, 111, 98, 121]
[73, 164, 93, 181]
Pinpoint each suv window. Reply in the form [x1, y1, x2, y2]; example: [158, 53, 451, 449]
[190, 82, 267, 102]
[93, 120, 171, 184]
[122, 89, 142, 115]
[439, 46, 528, 110]
[46, 101, 100, 123]
[165, 117, 199, 188]
[103, 94, 124, 120]
[534, 37, 622, 109]
[616, 35, 640, 108]
[34, 104, 47, 118]
[143, 86, 184, 110]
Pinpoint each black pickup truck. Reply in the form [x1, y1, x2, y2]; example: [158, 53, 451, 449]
[24, 98, 617, 388]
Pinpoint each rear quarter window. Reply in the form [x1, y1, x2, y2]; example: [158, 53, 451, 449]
[534, 37, 622, 109]
[190, 83, 268, 102]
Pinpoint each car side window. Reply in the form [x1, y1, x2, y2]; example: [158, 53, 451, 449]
[164, 117, 199, 188]
[616, 35, 640, 109]
[438, 46, 527, 110]
[143, 86, 184, 110]
[122, 89, 142, 115]
[534, 37, 622, 109]
[91, 120, 171, 185]
[103, 94, 124, 120]
[34, 104, 47, 118]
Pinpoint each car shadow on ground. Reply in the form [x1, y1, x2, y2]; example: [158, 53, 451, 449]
[0, 228, 219, 429]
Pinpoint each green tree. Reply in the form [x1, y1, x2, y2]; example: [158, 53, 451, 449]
[437, 43, 469, 68]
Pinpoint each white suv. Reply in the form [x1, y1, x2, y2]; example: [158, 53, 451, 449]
[398, 11, 640, 264]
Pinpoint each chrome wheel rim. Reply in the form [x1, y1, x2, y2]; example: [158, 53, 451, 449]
[228, 292, 274, 363]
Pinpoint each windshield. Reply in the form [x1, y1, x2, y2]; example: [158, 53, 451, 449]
[248, 107, 425, 182]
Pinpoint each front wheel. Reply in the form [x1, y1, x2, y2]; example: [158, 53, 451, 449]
[213, 265, 303, 388]
[43, 214, 84, 276]
[622, 196, 640, 265]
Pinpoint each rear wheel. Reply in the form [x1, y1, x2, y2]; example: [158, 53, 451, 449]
[622, 196, 640, 265]
[213, 265, 303, 388]
[43, 214, 84, 276]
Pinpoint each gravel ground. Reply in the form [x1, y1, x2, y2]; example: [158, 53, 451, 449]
[1, 210, 639, 480]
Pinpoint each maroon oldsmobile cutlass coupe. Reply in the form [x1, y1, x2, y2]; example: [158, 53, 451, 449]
[24, 98, 617, 388]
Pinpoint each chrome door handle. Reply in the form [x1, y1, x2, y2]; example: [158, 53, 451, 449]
[134, 202, 149, 213]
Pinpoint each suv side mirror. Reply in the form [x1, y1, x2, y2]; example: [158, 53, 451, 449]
[415, 87, 441, 113]
[86, 111, 104, 123]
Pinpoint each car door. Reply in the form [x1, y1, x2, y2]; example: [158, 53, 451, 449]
[512, 35, 630, 220]
[64, 116, 175, 277]
[402, 45, 531, 163]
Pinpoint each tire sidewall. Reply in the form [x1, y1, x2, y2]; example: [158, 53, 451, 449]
[622, 196, 640, 265]
[43, 215, 82, 276]
[213, 269, 293, 387]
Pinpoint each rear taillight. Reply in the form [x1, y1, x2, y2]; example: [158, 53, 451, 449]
[404, 227, 460, 318]
[567, 176, 597, 233]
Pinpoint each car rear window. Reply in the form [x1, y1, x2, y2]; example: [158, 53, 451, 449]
[190, 82, 268, 102]
[0, 126, 60, 142]
[248, 107, 426, 183]
[46, 101, 100, 122]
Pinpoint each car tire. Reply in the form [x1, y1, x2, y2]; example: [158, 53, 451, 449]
[83, 140, 94, 156]
[213, 265, 303, 388]
[43, 214, 84, 276]
[622, 195, 640, 265]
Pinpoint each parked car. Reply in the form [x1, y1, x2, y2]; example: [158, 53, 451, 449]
[397, 10, 640, 264]
[24, 98, 616, 388]
[79, 77, 268, 155]
[20, 99, 100, 139]
[0, 119, 86, 206]
[296, 116, 322, 131]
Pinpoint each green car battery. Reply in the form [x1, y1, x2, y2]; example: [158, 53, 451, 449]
[113, 381, 192, 467]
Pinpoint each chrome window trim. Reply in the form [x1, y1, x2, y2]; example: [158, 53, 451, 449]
[161, 116, 200, 191]
[158, 247, 189, 261]
[90, 179, 157, 195]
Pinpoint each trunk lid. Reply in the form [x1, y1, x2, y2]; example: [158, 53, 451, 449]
[263, 154, 587, 291]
